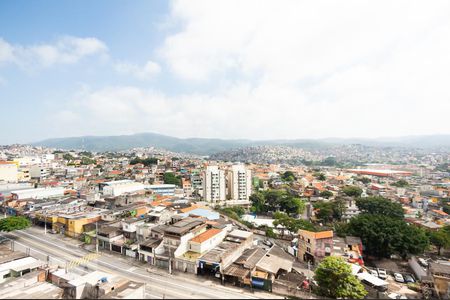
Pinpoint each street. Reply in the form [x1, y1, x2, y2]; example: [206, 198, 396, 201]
[1, 226, 281, 299]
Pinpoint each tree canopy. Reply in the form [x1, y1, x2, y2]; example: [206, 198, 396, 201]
[273, 212, 316, 233]
[321, 157, 337, 167]
[80, 156, 96, 165]
[319, 190, 333, 199]
[314, 256, 367, 299]
[219, 206, 245, 221]
[0, 216, 31, 232]
[250, 190, 305, 216]
[129, 157, 158, 166]
[163, 172, 182, 186]
[314, 199, 346, 224]
[356, 177, 371, 184]
[392, 179, 409, 187]
[281, 171, 296, 182]
[79, 151, 93, 158]
[428, 228, 450, 255]
[342, 185, 363, 197]
[314, 172, 326, 181]
[346, 214, 429, 258]
[356, 197, 404, 219]
[62, 153, 74, 161]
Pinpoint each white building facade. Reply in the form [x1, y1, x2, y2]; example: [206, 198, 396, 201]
[101, 180, 145, 197]
[0, 162, 18, 183]
[202, 166, 226, 203]
[227, 164, 252, 201]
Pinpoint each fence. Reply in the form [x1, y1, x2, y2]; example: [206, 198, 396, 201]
[272, 280, 318, 299]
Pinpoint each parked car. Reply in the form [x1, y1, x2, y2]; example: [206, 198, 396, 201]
[394, 273, 404, 283]
[369, 268, 379, 277]
[418, 258, 428, 267]
[403, 274, 415, 283]
[377, 268, 388, 280]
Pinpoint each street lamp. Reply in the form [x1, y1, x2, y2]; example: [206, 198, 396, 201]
[44, 211, 47, 235]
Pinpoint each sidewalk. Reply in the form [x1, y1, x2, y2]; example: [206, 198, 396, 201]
[98, 248, 282, 298]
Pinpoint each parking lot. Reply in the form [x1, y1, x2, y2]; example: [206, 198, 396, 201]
[365, 258, 423, 299]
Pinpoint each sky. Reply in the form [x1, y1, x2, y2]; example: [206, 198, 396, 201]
[0, 0, 450, 144]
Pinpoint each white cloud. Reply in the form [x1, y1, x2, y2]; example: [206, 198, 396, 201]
[0, 36, 108, 69]
[160, 0, 450, 84]
[0, 38, 14, 65]
[114, 60, 161, 80]
[56, 0, 450, 139]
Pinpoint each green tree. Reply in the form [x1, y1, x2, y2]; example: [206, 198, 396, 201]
[356, 177, 371, 184]
[332, 198, 346, 221]
[314, 256, 367, 299]
[347, 214, 429, 258]
[163, 172, 182, 186]
[314, 199, 345, 223]
[273, 212, 315, 234]
[319, 190, 333, 198]
[265, 227, 277, 238]
[356, 197, 404, 219]
[281, 171, 296, 182]
[129, 157, 158, 166]
[321, 157, 337, 166]
[392, 179, 409, 187]
[314, 172, 326, 181]
[280, 197, 305, 215]
[250, 192, 266, 214]
[79, 151, 93, 158]
[219, 207, 245, 221]
[63, 153, 74, 161]
[314, 202, 334, 224]
[0, 216, 31, 232]
[250, 190, 305, 215]
[429, 229, 450, 256]
[334, 221, 350, 238]
[80, 157, 96, 165]
[342, 185, 363, 197]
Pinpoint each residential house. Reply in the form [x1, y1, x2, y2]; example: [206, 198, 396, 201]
[298, 230, 333, 265]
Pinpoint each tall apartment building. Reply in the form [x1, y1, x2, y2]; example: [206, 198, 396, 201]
[227, 164, 252, 201]
[202, 166, 226, 203]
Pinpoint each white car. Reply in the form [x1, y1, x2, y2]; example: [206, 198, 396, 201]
[394, 273, 404, 283]
[369, 269, 379, 277]
[418, 258, 428, 267]
[377, 268, 388, 280]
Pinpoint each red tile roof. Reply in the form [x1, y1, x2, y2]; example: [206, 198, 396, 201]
[190, 228, 222, 244]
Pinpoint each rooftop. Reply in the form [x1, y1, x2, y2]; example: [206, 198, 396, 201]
[190, 228, 222, 244]
[299, 229, 333, 239]
[0, 272, 63, 299]
[164, 217, 205, 235]
[430, 262, 450, 275]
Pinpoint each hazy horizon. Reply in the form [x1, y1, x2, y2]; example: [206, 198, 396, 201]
[1, 0, 450, 144]
[14, 131, 450, 147]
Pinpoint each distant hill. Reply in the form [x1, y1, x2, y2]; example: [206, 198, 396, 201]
[32, 132, 255, 155]
[32, 132, 450, 155]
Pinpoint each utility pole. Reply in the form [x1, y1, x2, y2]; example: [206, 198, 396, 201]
[95, 221, 99, 253]
[168, 246, 172, 274]
[249, 268, 253, 293]
[44, 211, 47, 235]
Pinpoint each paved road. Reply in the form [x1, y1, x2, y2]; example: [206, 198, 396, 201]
[1, 227, 280, 299]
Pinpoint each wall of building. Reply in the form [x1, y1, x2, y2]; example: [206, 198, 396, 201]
[188, 229, 227, 254]
[0, 163, 18, 183]
[227, 165, 252, 201]
[203, 166, 226, 202]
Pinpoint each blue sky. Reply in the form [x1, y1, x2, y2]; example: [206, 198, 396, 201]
[1, 0, 450, 144]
